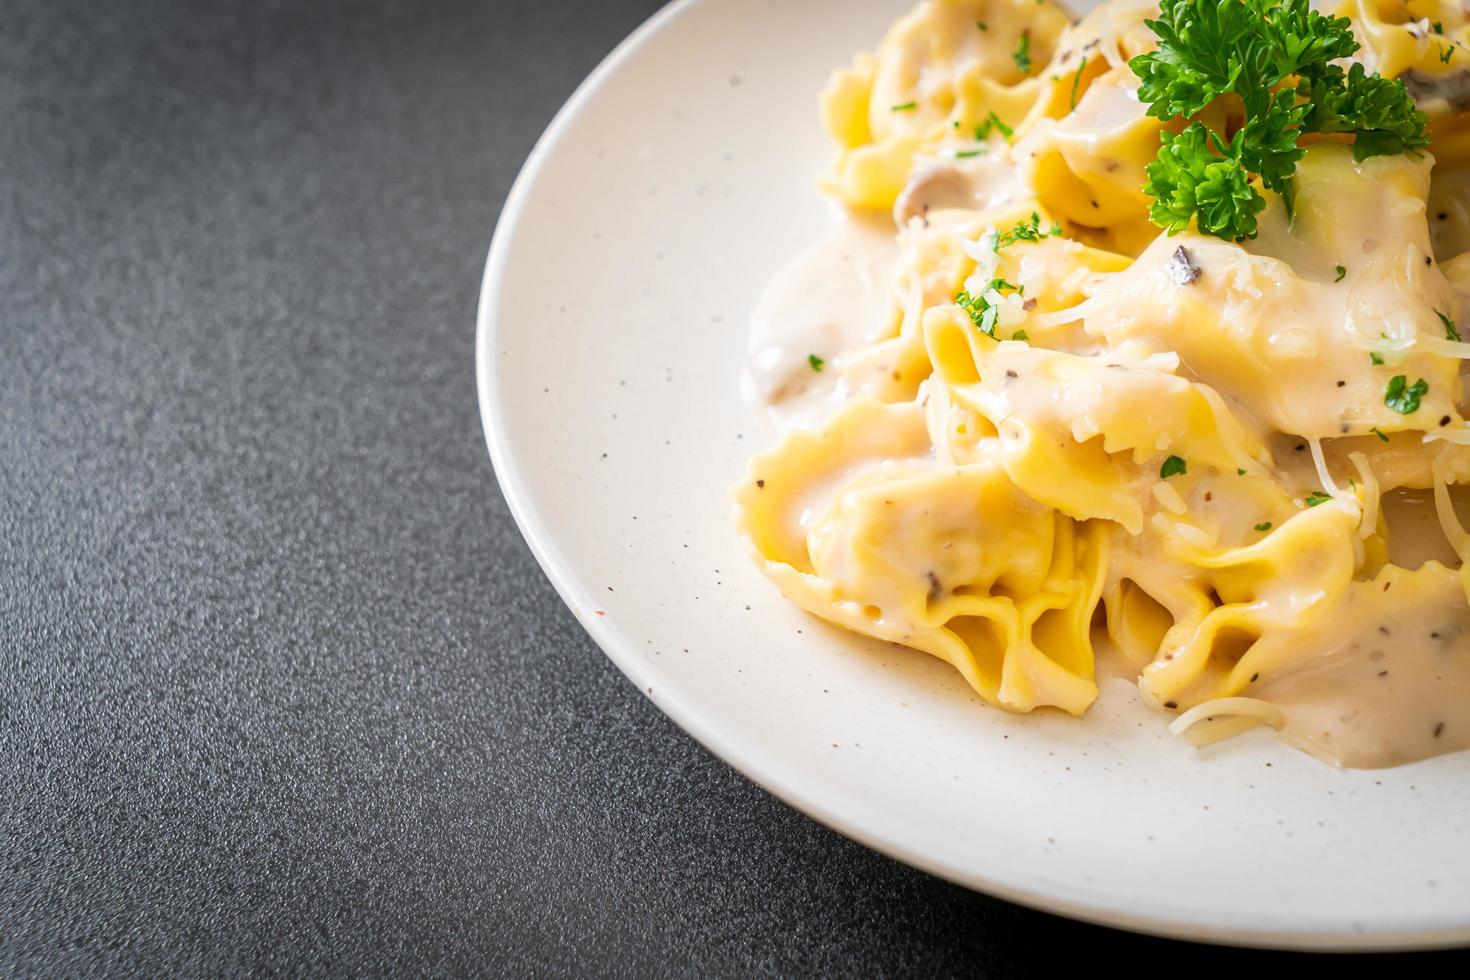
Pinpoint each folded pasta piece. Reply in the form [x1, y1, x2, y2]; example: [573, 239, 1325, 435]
[819, 0, 1069, 210]
[1123, 499, 1365, 707]
[1017, 65, 1167, 254]
[1173, 560, 1470, 767]
[1342, 0, 1470, 90]
[1085, 145, 1466, 441]
[738, 0, 1470, 768]
[732, 396, 1106, 714]
[924, 307, 1273, 532]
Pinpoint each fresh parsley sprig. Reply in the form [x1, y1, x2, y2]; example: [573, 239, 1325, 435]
[1130, 0, 1428, 241]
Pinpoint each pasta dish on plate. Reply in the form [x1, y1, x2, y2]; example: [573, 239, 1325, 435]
[731, 0, 1470, 768]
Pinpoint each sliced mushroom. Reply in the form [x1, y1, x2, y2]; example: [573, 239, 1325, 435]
[893, 163, 976, 226]
[1401, 68, 1470, 113]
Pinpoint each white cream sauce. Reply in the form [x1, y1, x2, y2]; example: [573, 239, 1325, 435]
[893, 150, 1030, 225]
[1255, 571, 1470, 768]
[743, 212, 899, 430]
[1382, 486, 1469, 568]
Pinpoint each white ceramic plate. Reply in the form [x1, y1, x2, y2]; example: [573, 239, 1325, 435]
[478, 0, 1470, 950]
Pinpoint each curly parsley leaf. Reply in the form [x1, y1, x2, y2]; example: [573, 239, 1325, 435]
[1239, 90, 1310, 196]
[1298, 62, 1429, 161]
[1130, 0, 1427, 240]
[1160, 454, 1188, 478]
[1144, 124, 1265, 240]
[1131, 0, 1252, 119]
[1132, 0, 1354, 119]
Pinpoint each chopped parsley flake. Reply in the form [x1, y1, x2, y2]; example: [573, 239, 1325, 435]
[1371, 352, 1385, 366]
[955, 149, 984, 159]
[1385, 374, 1428, 414]
[1438, 309, 1461, 342]
[1012, 329, 1029, 341]
[1334, 264, 1346, 282]
[1254, 521, 1273, 531]
[955, 280, 1020, 337]
[1305, 490, 1332, 507]
[1237, 468, 1246, 475]
[1070, 56, 1088, 110]
[999, 211, 1063, 246]
[1013, 32, 1032, 73]
[1370, 426, 1390, 442]
[977, 20, 988, 31]
[807, 353, 825, 372]
[1441, 44, 1455, 64]
[891, 101, 917, 111]
[975, 111, 1014, 142]
[1160, 454, 1188, 479]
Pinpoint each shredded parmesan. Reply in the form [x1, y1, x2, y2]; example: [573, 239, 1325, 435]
[959, 227, 1001, 289]
[1419, 336, 1470, 360]
[1347, 451, 1380, 539]
[1026, 299, 1094, 329]
[1431, 448, 1470, 561]
[1173, 521, 1216, 548]
[1152, 481, 1187, 514]
[1424, 426, 1470, 445]
[1169, 697, 1286, 747]
[1307, 437, 1339, 496]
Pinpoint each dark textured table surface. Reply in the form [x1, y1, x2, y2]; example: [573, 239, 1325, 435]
[2, 0, 1466, 974]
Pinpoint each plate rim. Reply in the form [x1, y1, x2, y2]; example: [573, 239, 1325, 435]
[475, 0, 1470, 952]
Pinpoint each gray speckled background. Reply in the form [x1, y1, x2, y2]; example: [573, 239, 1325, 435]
[2, 0, 1465, 974]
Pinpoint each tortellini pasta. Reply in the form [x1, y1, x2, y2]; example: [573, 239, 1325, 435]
[735, 0, 1470, 768]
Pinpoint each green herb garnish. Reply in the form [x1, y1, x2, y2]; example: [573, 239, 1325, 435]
[1129, 0, 1428, 241]
[1370, 426, 1389, 442]
[807, 354, 825, 372]
[1013, 32, 1032, 73]
[1305, 490, 1332, 506]
[1160, 454, 1188, 478]
[1069, 56, 1088, 110]
[1254, 521, 1273, 531]
[999, 211, 1063, 246]
[1371, 352, 1384, 366]
[956, 279, 1021, 337]
[891, 101, 917, 111]
[1012, 329, 1029, 341]
[1334, 264, 1346, 282]
[1385, 374, 1428, 414]
[1438, 310, 1461, 342]
[976, 111, 1014, 142]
